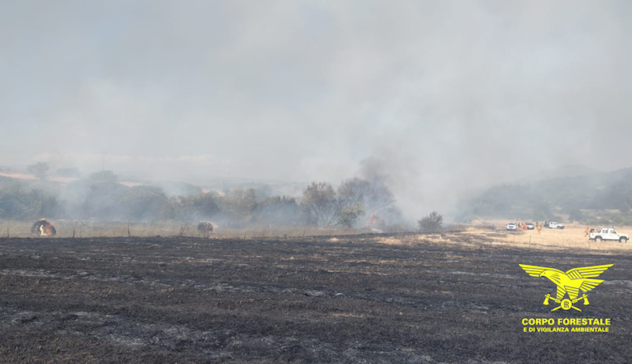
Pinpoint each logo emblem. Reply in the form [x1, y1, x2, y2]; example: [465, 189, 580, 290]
[519, 264, 613, 312]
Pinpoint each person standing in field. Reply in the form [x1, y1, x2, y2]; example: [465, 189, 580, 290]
[537, 224, 542, 234]
[585, 226, 590, 237]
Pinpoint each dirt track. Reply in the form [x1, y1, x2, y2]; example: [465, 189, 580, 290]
[0, 233, 631, 363]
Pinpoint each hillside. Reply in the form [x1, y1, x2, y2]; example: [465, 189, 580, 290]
[456, 167, 632, 224]
[517, 164, 601, 182]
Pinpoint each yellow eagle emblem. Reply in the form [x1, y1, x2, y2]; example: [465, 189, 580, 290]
[519, 264, 613, 311]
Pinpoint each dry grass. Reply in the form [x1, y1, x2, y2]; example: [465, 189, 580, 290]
[3, 218, 630, 254]
[377, 222, 632, 254]
[489, 226, 632, 252]
[0, 220, 356, 239]
[376, 237, 406, 245]
[475, 221, 632, 252]
[356, 219, 632, 254]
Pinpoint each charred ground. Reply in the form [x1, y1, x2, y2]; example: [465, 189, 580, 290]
[0, 232, 630, 363]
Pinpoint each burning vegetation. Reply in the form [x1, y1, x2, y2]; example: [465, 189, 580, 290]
[30, 219, 56, 237]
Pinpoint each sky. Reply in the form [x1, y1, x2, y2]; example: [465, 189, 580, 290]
[1, 1, 632, 218]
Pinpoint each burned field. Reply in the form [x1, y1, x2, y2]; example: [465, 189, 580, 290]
[0, 233, 631, 363]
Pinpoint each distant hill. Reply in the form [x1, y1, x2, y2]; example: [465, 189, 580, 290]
[456, 166, 632, 224]
[517, 164, 601, 183]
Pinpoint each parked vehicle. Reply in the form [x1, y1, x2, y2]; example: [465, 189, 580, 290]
[526, 223, 535, 230]
[543, 221, 564, 229]
[506, 222, 517, 231]
[589, 227, 628, 243]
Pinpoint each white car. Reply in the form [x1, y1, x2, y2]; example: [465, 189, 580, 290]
[589, 227, 629, 243]
[506, 222, 517, 231]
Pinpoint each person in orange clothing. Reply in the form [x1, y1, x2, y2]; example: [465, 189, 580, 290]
[585, 226, 590, 237]
[537, 224, 542, 234]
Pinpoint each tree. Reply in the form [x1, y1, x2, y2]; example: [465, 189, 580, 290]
[301, 179, 398, 228]
[89, 170, 119, 183]
[255, 196, 302, 226]
[338, 202, 365, 227]
[337, 178, 397, 227]
[118, 186, 168, 220]
[418, 211, 443, 232]
[336, 179, 366, 227]
[300, 182, 338, 227]
[0, 179, 60, 219]
[161, 193, 220, 221]
[338, 178, 395, 211]
[27, 162, 49, 179]
[219, 188, 258, 224]
[82, 180, 128, 219]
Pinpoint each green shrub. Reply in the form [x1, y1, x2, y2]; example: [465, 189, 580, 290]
[418, 211, 443, 232]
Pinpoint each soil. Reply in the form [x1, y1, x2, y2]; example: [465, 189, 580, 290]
[0, 233, 630, 363]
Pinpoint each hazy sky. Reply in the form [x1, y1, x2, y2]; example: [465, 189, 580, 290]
[1, 1, 631, 216]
